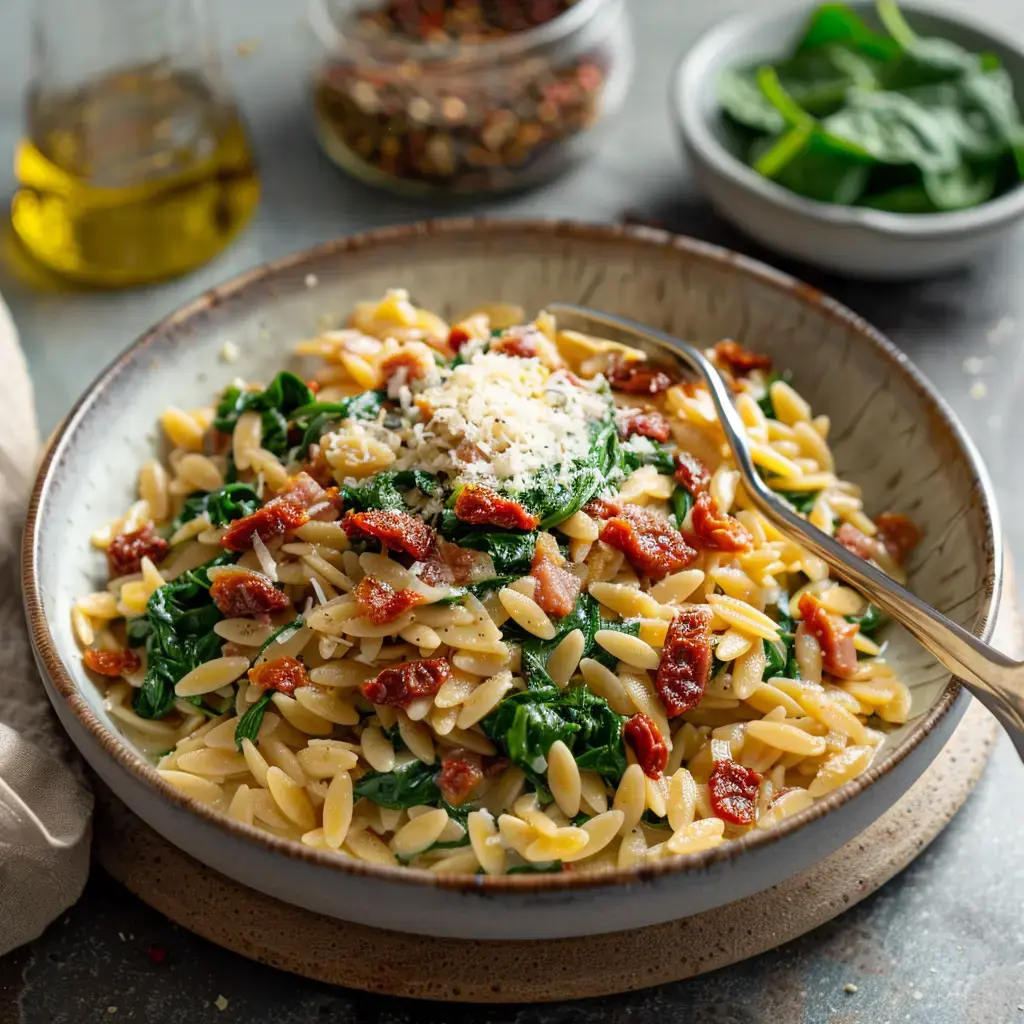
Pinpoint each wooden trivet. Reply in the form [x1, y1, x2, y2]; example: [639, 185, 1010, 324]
[93, 566, 1018, 1002]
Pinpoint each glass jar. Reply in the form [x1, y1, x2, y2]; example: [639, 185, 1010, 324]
[309, 0, 633, 196]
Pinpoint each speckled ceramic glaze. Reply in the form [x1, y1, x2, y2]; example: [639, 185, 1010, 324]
[24, 220, 1001, 940]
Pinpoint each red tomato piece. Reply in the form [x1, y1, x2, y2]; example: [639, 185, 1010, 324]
[530, 532, 581, 618]
[623, 713, 669, 778]
[360, 657, 451, 708]
[656, 607, 713, 717]
[380, 350, 431, 384]
[210, 567, 291, 618]
[83, 647, 141, 677]
[618, 409, 671, 443]
[342, 509, 435, 560]
[437, 749, 484, 806]
[708, 759, 762, 826]
[836, 522, 876, 561]
[221, 500, 309, 552]
[607, 355, 677, 395]
[353, 575, 424, 625]
[107, 525, 169, 577]
[248, 656, 309, 697]
[453, 485, 539, 531]
[598, 504, 697, 580]
[690, 492, 753, 552]
[874, 513, 921, 565]
[714, 340, 773, 377]
[583, 497, 623, 521]
[798, 592, 859, 679]
[490, 329, 540, 359]
[447, 325, 472, 352]
[673, 452, 711, 495]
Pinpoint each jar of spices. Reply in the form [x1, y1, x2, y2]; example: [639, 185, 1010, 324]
[309, 0, 633, 195]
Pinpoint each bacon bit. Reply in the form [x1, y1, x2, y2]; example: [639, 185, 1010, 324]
[618, 408, 671, 443]
[798, 593, 859, 679]
[530, 532, 581, 617]
[107, 525, 169, 577]
[342, 509, 434, 560]
[708, 759, 762, 825]
[690, 492, 753, 552]
[447, 325, 472, 352]
[656, 607, 713, 717]
[83, 647, 141, 677]
[221, 500, 308, 552]
[279, 471, 330, 509]
[453, 485, 540, 531]
[146, 945, 168, 965]
[836, 522, 877, 561]
[483, 754, 511, 778]
[353, 575, 424, 624]
[598, 504, 697, 580]
[673, 452, 711, 495]
[874, 513, 921, 565]
[714, 340, 773, 377]
[380, 350, 431, 384]
[248, 656, 309, 697]
[607, 355, 677, 395]
[360, 657, 451, 708]
[210, 567, 290, 617]
[437, 749, 484, 806]
[623, 713, 668, 778]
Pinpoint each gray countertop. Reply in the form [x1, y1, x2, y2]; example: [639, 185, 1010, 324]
[2, 0, 1024, 1021]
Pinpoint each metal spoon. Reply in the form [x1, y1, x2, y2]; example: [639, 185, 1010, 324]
[548, 302, 1024, 761]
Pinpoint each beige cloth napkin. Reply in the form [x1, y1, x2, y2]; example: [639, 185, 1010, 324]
[0, 295, 92, 955]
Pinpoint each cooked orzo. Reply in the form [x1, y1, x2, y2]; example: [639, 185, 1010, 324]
[76, 288, 921, 874]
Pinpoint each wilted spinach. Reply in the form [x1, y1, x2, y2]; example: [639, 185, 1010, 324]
[214, 372, 314, 457]
[127, 553, 236, 719]
[763, 594, 801, 680]
[775, 489, 821, 515]
[171, 482, 261, 533]
[234, 690, 274, 750]
[291, 389, 388, 453]
[846, 603, 887, 635]
[341, 470, 438, 512]
[353, 760, 441, 808]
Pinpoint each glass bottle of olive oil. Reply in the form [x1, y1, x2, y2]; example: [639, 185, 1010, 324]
[12, 2, 259, 288]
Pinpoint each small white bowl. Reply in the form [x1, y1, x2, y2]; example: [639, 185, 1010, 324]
[673, 3, 1024, 279]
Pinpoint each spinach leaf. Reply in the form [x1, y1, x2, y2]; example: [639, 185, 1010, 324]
[796, 3, 900, 63]
[291, 389, 388, 452]
[481, 685, 627, 798]
[859, 182, 938, 212]
[589, 617, 642, 673]
[756, 369, 794, 419]
[846, 603, 887, 635]
[443, 527, 537, 575]
[130, 553, 236, 720]
[922, 164, 998, 210]
[214, 372, 314, 457]
[507, 861, 563, 874]
[719, 67, 787, 133]
[259, 617, 304, 655]
[234, 690, 274, 750]
[751, 133, 872, 203]
[671, 486, 693, 529]
[171, 483, 261, 533]
[353, 760, 440, 809]
[618, 437, 677, 476]
[763, 593, 799, 680]
[341, 470, 439, 512]
[774, 489, 820, 515]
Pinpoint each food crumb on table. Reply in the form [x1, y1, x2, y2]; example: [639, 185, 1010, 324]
[843, 983, 858, 994]
[215, 995, 229, 1011]
[962, 355, 988, 375]
[969, 381, 988, 399]
[305, 273, 318, 289]
[219, 341, 240, 364]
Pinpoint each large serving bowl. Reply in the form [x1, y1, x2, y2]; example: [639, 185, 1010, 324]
[23, 220, 1001, 940]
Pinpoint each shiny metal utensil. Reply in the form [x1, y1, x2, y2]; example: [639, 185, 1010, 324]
[549, 302, 1024, 761]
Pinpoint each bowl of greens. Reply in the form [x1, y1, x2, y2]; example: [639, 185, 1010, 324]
[673, 1, 1024, 278]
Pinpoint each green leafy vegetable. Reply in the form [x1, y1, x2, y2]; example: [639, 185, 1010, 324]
[341, 470, 439, 512]
[671, 485, 693, 529]
[259, 617, 304, 654]
[507, 861, 564, 874]
[763, 594, 800, 680]
[128, 553, 236, 719]
[234, 690, 273, 750]
[618, 437, 678, 476]
[846, 603, 887, 635]
[214, 372, 314, 457]
[171, 483, 261, 533]
[353, 760, 441, 809]
[291, 389, 388, 453]
[774, 489, 821, 515]
[441, 526, 537, 575]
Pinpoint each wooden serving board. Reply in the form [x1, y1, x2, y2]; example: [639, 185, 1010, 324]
[92, 570, 1017, 1002]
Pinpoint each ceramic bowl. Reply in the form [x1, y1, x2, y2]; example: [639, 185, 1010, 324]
[24, 220, 1002, 940]
[672, 3, 1024, 279]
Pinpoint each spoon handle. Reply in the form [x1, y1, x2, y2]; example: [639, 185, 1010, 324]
[549, 303, 1024, 761]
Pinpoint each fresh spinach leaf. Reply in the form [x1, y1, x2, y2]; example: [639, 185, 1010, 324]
[214, 372, 314, 457]
[719, 67, 787, 133]
[234, 690, 274, 750]
[130, 553, 236, 720]
[353, 759, 440, 809]
[751, 133, 872, 203]
[763, 593, 799, 680]
[171, 483, 261, 533]
[796, 3, 901, 63]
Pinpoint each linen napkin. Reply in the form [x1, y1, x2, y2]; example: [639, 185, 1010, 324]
[0, 294, 92, 956]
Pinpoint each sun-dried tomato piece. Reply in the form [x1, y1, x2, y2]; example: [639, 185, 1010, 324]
[618, 408, 671, 443]
[210, 567, 291, 618]
[623, 713, 668, 778]
[437, 748, 484, 806]
[342, 509, 434, 560]
[83, 647, 141, 677]
[491, 330, 539, 360]
[483, 754, 511, 778]
[107, 525, 169, 577]
[530, 532, 581, 618]
[353, 575, 424, 625]
[708, 759, 762, 826]
[673, 452, 711, 495]
[798, 592, 859, 680]
[360, 657, 451, 708]
[221, 500, 309, 552]
[416, 536, 495, 587]
[453, 485, 540, 531]
[714, 340, 773, 377]
[836, 522, 876, 561]
[874, 513, 921, 565]
[248, 656, 309, 697]
[690, 492, 753, 552]
[583, 497, 622, 521]
[301, 443, 336, 489]
[599, 504, 697, 580]
[380, 350, 431, 384]
[447, 325, 472, 352]
[656, 607, 713, 717]
[607, 355, 677, 395]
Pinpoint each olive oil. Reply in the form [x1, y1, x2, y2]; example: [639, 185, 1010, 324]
[12, 66, 260, 287]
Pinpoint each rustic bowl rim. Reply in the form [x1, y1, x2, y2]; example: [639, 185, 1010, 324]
[672, 1, 1024, 238]
[22, 217, 1002, 895]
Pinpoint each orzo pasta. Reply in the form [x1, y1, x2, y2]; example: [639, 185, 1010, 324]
[75, 288, 920, 874]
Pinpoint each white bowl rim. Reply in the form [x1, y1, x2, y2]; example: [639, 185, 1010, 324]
[672, 1, 1024, 238]
[23, 217, 1003, 896]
